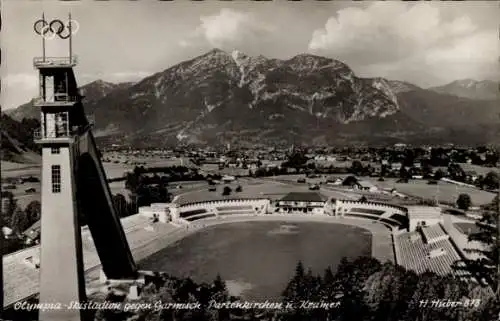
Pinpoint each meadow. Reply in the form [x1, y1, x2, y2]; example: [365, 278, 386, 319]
[453, 222, 482, 236]
[273, 174, 496, 206]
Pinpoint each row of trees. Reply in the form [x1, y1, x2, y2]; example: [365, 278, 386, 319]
[124, 169, 172, 209]
[92, 273, 234, 321]
[221, 185, 242, 196]
[281, 258, 498, 321]
[1, 191, 134, 256]
[1, 193, 40, 235]
[468, 195, 500, 289]
[1, 191, 41, 254]
[83, 257, 499, 321]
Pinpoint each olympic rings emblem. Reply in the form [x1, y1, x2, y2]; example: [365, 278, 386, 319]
[34, 19, 79, 40]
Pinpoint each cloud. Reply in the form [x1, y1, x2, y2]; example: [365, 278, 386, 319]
[1, 74, 39, 109]
[182, 8, 274, 52]
[3, 73, 38, 88]
[308, 2, 496, 84]
[425, 31, 498, 65]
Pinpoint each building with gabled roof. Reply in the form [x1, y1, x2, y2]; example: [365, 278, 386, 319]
[276, 192, 326, 214]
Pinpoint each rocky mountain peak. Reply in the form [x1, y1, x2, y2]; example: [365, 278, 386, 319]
[10, 49, 498, 147]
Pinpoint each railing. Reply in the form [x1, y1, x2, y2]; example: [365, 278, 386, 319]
[33, 95, 80, 105]
[33, 128, 72, 140]
[33, 129, 43, 140]
[33, 56, 78, 67]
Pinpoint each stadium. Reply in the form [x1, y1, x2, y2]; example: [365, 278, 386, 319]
[4, 177, 481, 307]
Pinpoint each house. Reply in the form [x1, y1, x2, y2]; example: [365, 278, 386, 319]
[221, 175, 236, 183]
[326, 177, 343, 185]
[391, 162, 403, 171]
[390, 189, 407, 198]
[465, 171, 478, 182]
[342, 176, 378, 192]
[342, 175, 359, 188]
[276, 192, 326, 214]
[356, 180, 378, 192]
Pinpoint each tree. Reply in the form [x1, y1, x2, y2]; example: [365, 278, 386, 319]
[211, 274, 228, 302]
[350, 160, 364, 176]
[24, 200, 41, 226]
[10, 207, 30, 234]
[282, 260, 307, 307]
[399, 165, 411, 180]
[434, 169, 445, 181]
[482, 171, 499, 190]
[448, 163, 466, 182]
[112, 194, 129, 217]
[222, 186, 232, 196]
[468, 196, 500, 292]
[422, 162, 433, 179]
[456, 193, 472, 211]
[1, 191, 17, 225]
[283, 152, 309, 172]
[125, 171, 142, 194]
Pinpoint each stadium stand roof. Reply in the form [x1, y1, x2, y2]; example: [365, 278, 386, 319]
[421, 224, 449, 244]
[406, 206, 442, 220]
[280, 192, 325, 202]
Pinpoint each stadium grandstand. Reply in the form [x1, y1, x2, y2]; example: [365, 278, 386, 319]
[4, 194, 480, 309]
[395, 223, 471, 280]
[334, 199, 409, 230]
[406, 206, 443, 232]
[4, 214, 180, 308]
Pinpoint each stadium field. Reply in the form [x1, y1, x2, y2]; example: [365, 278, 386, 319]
[138, 220, 371, 300]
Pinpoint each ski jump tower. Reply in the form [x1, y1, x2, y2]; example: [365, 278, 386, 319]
[33, 15, 137, 321]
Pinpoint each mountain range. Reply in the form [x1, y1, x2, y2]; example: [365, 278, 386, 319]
[429, 79, 499, 101]
[5, 49, 500, 148]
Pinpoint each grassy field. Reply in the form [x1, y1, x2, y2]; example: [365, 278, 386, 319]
[172, 178, 358, 205]
[272, 174, 496, 206]
[174, 179, 310, 204]
[371, 178, 495, 206]
[454, 222, 481, 236]
[1, 162, 135, 209]
[1, 161, 41, 178]
[138, 221, 371, 300]
[458, 163, 500, 176]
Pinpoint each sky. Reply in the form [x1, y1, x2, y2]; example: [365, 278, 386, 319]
[1, 0, 499, 110]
